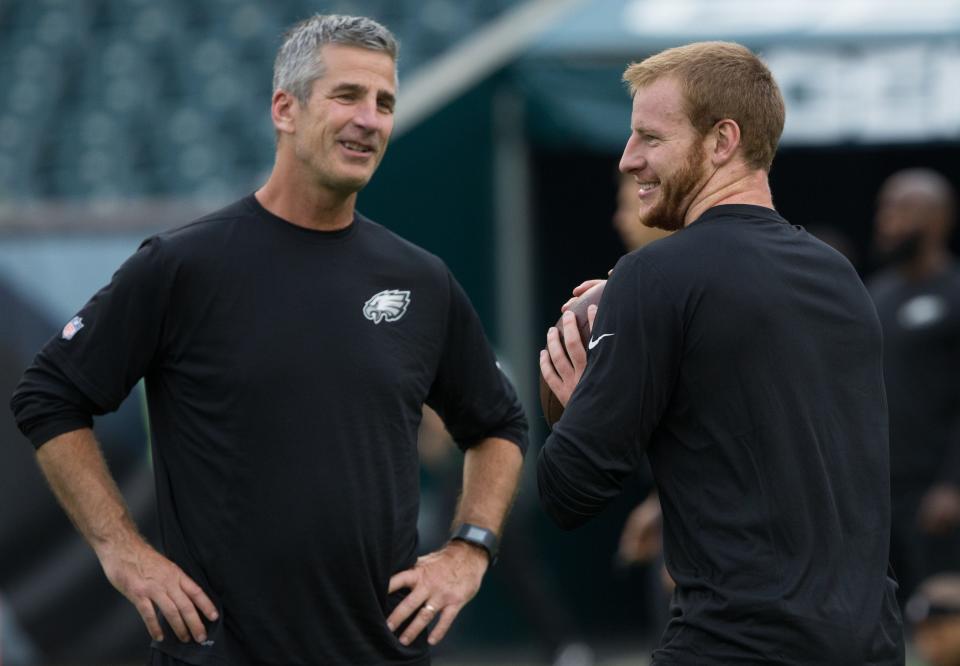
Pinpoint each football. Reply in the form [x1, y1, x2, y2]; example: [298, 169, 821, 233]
[539, 281, 606, 428]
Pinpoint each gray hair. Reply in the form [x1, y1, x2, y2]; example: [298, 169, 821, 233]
[273, 14, 399, 103]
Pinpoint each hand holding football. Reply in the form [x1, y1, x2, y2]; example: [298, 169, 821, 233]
[539, 280, 606, 427]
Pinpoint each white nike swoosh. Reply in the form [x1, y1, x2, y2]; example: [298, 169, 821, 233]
[588, 333, 615, 350]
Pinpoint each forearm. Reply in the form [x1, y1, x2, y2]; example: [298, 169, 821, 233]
[454, 437, 523, 536]
[35, 428, 218, 643]
[36, 428, 144, 559]
[537, 428, 634, 530]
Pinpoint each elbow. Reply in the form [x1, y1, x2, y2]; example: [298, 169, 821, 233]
[11, 384, 94, 450]
[538, 493, 591, 531]
[466, 410, 529, 457]
[536, 448, 596, 531]
[499, 407, 529, 457]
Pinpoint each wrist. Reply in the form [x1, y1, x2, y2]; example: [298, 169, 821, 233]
[92, 525, 147, 563]
[449, 522, 499, 567]
[446, 539, 491, 575]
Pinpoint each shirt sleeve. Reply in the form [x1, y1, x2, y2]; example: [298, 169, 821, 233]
[425, 271, 528, 455]
[10, 237, 171, 449]
[538, 254, 683, 530]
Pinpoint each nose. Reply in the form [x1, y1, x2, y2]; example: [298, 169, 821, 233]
[352, 96, 387, 132]
[619, 134, 645, 175]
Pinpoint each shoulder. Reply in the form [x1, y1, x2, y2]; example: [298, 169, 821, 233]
[134, 196, 270, 278]
[149, 197, 251, 251]
[355, 212, 449, 278]
[105, 198, 253, 289]
[616, 222, 711, 282]
[603, 249, 681, 315]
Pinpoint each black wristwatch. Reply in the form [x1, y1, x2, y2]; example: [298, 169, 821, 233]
[450, 523, 498, 566]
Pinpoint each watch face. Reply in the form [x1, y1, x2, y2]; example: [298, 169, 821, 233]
[454, 523, 497, 560]
[464, 526, 488, 542]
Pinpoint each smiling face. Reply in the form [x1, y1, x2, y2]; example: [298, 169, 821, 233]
[618, 77, 711, 231]
[613, 172, 673, 251]
[286, 44, 396, 195]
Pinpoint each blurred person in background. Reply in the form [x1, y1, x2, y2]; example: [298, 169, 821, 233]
[9, 14, 527, 666]
[868, 168, 960, 610]
[538, 41, 903, 664]
[907, 574, 960, 666]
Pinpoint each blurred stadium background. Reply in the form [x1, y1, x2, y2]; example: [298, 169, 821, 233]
[0, 0, 957, 664]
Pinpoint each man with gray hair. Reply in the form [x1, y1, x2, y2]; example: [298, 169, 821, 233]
[10, 14, 526, 665]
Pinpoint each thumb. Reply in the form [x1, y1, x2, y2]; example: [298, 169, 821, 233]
[388, 569, 419, 594]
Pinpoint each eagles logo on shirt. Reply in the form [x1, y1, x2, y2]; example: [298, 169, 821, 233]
[363, 289, 411, 324]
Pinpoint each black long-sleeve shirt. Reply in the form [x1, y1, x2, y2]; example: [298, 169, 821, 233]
[539, 205, 903, 665]
[12, 194, 527, 666]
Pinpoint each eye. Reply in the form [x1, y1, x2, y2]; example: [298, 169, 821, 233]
[632, 130, 660, 147]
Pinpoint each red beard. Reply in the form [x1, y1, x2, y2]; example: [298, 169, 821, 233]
[640, 142, 709, 232]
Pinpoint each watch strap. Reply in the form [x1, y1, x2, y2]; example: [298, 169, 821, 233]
[450, 523, 498, 566]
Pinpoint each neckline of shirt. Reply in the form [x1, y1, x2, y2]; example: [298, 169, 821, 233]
[689, 204, 787, 228]
[244, 193, 362, 244]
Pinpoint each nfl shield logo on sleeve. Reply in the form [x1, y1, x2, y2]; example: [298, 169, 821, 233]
[61, 316, 84, 340]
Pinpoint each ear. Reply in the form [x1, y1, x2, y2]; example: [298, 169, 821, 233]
[272, 89, 298, 136]
[708, 118, 741, 167]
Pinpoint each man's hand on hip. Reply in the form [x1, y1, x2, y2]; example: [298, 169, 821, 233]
[386, 540, 489, 646]
[98, 539, 219, 644]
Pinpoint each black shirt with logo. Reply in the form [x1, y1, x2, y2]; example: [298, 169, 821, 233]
[11, 194, 528, 665]
[538, 205, 903, 665]
[868, 264, 960, 491]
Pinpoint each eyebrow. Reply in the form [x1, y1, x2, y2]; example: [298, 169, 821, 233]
[329, 82, 396, 107]
[329, 83, 365, 96]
